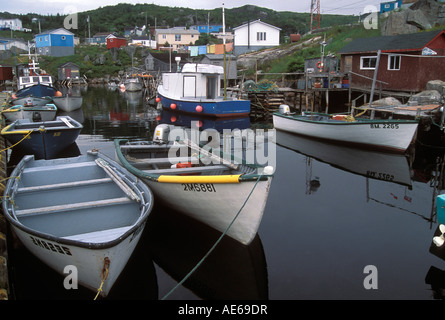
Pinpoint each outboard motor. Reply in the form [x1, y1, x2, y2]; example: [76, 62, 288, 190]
[32, 111, 42, 122]
[152, 124, 170, 144]
[278, 104, 291, 114]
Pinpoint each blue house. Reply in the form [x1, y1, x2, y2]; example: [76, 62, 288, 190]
[380, 0, 403, 13]
[190, 25, 223, 34]
[35, 28, 74, 57]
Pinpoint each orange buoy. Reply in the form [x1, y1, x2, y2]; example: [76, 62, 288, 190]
[170, 116, 177, 122]
[195, 105, 203, 112]
[156, 97, 161, 103]
[55, 91, 63, 97]
[170, 103, 176, 110]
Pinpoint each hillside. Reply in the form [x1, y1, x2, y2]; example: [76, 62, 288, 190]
[0, 4, 358, 41]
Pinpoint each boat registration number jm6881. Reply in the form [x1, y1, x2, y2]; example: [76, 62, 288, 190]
[182, 183, 216, 192]
[370, 123, 400, 129]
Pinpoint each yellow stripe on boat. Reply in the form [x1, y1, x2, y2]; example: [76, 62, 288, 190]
[157, 174, 241, 184]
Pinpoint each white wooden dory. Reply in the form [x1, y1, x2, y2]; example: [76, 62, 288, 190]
[2, 151, 154, 297]
[115, 138, 274, 245]
[273, 110, 419, 153]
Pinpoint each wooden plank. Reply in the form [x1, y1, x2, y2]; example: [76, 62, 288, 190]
[16, 197, 133, 217]
[17, 178, 113, 193]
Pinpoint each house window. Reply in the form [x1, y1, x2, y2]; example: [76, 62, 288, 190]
[175, 34, 181, 41]
[61, 36, 66, 40]
[360, 56, 377, 70]
[162, 34, 166, 39]
[388, 55, 401, 70]
[257, 32, 266, 41]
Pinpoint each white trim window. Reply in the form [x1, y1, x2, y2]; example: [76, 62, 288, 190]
[360, 56, 377, 70]
[257, 32, 266, 41]
[388, 54, 401, 70]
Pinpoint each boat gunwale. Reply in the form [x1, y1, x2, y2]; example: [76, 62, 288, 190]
[114, 139, 272, 183]
[0, 116, 83, 135]
[2, 152, 154, 250]
[273, 111, 420, 125]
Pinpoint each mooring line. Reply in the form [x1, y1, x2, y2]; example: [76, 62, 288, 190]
[161, 173, 264, 300]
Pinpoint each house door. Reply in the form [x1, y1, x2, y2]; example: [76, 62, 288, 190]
[65, 68, 71, 78]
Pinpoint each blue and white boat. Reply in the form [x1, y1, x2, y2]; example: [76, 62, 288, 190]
[1, 116, 83, 159]
[11, 83, 57, 106]
[156, 63, 250, 118]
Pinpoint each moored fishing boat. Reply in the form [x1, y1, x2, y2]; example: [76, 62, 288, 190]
[2, 151, 154, 297]
[156, 63, 250, 118]
[1, 103, 57, 122]
[1, 116, 83, 159]
[114, 128, 273, 245]
[11, 83, 57, 106]
[273, 106, 419, 153]
[52, 94, 83, 112]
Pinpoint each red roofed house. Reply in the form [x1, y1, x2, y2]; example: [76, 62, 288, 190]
[338, 30, 445, 92]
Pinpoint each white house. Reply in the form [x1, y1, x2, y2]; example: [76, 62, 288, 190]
[0, 18, 23, 31]
[232, 19, 281, 55]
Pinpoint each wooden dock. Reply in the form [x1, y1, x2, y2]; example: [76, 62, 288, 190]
[0, 91, 10, 299]
[0, 133, 9, 300]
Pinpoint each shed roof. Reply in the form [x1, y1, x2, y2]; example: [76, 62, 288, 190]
[338, 30, 445, 54]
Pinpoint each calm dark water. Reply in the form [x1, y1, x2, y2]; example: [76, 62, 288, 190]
[6, 85, 445, 301]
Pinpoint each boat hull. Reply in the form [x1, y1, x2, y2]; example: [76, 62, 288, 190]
[2, 152, 154, 297]
[10, 225, 144, 296]
[2, 104, 57, 122]
[143, 177, 272, 245]
[115, 139, 273, 245]
[1, 116, 83, 159]
[158, 91, 250, 118]
[53, 96, 83, 112]
[273, 112, 419, 153]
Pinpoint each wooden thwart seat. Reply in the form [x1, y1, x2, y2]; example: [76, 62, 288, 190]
[17, 178, 113, 193]
[15, 197, 133, 217]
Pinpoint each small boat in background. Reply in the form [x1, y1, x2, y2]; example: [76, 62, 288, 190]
[52, 94, 83, 112]
[156, 63, 251, 118]
[2, 151, 154, 297]
[273, 106, 419, 153]
[122, 77, 143, 92]
[2, 103, 57, 122]
[1, 116, 83, 159]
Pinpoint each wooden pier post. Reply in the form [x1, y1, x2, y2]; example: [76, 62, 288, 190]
[0, 133, 9, 300]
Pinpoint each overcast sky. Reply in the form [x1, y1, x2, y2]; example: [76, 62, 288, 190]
[3, 0, 383, 16]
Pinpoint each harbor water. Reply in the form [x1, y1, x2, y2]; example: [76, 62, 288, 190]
[6, 85, 445, 300]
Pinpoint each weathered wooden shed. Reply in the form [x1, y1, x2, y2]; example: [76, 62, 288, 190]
[0, 66, 13, 82]
[57, 62, 80, 81]
[338, 30, 445, 93]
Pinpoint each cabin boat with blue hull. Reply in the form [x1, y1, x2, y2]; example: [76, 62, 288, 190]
[156, 63, 250, 118]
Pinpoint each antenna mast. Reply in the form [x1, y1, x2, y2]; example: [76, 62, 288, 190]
[310, 0, 321, 32]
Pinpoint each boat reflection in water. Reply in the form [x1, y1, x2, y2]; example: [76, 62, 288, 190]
[276, 129, 443, 223]
[145, 205, 269, 300]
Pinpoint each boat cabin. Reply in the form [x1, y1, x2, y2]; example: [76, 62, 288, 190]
[161, 63, 223, 100]
[18, 75, 54, 90]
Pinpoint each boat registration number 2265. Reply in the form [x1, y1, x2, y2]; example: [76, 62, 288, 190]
[370, 123, 400, 129]
[182, 183, 217, 193]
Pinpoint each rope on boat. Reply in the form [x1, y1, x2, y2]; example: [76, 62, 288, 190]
[95, 158, 140, 202]
[0, 130, 33, 163]
[161, 172, 264, 300]
[94, 257, 110, 300]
